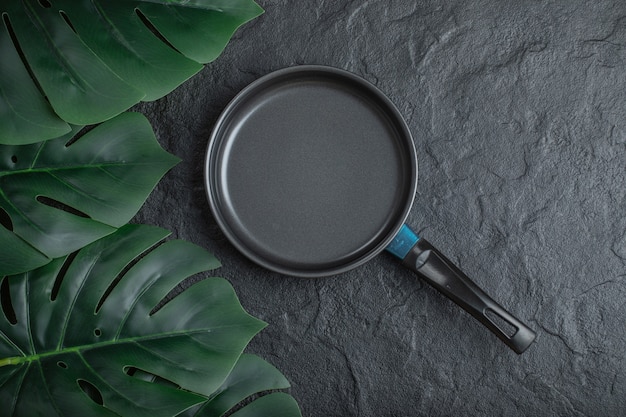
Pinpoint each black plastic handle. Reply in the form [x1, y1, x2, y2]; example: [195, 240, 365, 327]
[403, 238, 536, 354]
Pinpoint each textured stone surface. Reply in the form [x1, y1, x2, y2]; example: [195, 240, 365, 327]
[133, 1, 626, 415]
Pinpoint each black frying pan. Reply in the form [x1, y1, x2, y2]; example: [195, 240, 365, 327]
[205, 65, 536, 354]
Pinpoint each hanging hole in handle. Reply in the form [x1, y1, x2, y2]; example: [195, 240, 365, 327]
[485, 308, 518, 338]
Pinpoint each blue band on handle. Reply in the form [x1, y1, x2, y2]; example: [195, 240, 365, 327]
[385, 224, 419, 260]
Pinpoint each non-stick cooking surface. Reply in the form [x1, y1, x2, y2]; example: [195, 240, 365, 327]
[205, 66, 417, 276]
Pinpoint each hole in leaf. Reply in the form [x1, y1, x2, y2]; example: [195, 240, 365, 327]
[228, 391, 279, 416]
[36, 196, 90, 218]
[38, 0, 52, 8]
[51, 251, 78, 301]
[1, 276, 17, 325]
[0, 207, 13, 231]
[95, 239, 165, 314]
[124, 367, 180, 388]
[78, 379, 104, 406]
[57, 361, 68, 369]
[10, 155, 17, 163]
[135, 8, 179, 53]
[59, 11, 76, 34]
[485, 308, 518, 338]
[2, 14, 47, 98]
[94, 328, 102, 337]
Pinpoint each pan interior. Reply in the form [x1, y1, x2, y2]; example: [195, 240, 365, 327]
[208, 68, 415, 276]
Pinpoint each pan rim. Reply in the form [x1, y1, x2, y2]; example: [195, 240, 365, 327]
[204, 65, 418, 277]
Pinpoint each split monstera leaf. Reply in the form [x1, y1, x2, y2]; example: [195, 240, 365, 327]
[0, 125, 301, 414]
[0, 0, 301, 415]
[0, 225, 300, 416]
[0, 113, 179, 276]
[0, 0, 263, 144]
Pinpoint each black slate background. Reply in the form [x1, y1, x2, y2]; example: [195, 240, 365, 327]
[133, 1, 626, 416]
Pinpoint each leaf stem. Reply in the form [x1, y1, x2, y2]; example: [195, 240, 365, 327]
[0, 356, 23, 367]
[0, 322, 260, 368]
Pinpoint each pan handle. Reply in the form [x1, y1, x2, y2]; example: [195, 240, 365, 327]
[386, 225, 536, 354]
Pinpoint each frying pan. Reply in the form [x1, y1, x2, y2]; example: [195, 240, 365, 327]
[204, 65, 536, 354]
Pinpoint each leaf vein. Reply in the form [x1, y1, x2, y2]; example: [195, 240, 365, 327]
[76, 349, 137, 415]
[22, 1, 89, 96]
[0, 186, 48, 239]
[28, 142, 46, 170]
[35, 360, 64, 417]
[1, 161, 166, 178]
[56, 253, 102, 350]
[5, 324, 248, 365]
[0, 328, 27, 358]
[7, 363, 30, 416]
[47, 171, 114, 209]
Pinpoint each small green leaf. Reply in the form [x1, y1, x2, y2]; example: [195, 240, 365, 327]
[0, 224, 266, 417]
[0, 112, 180, 276]
[0, 0, 264, 144]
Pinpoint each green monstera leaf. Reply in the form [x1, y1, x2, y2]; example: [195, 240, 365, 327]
[0, 0, 263, 144]
[0, 112, 180, 276]
[0, 224, 299, 417]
